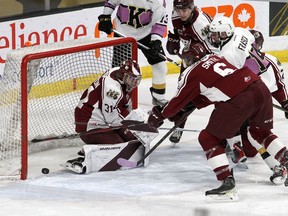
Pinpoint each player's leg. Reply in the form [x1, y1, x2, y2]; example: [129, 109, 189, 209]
[138, 35, 168, 106]
[198, 130, 237, 200]
[248, 80, 288, 185]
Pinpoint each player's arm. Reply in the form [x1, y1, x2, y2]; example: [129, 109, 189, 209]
[148, 2, 168, 57]
[98, 0, 119, 34]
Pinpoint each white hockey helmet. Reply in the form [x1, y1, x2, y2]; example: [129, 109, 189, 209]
[209, 16, 235, 36]
[208, 16, 235, 47]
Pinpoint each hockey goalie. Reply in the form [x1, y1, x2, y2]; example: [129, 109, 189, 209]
[62, 59, 158, 174]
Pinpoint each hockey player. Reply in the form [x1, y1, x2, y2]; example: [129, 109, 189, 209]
[63, 59, 158, 174]
[241, 29, 288, 184]
[207, 17, 288, 184]
[166, 0, 213, 145]
[97, 0, 168, 106]
[248, 29, 288, 119]
[147, 42, 288, 200]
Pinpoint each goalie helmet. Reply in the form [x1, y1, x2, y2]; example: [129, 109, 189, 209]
[249, 29, 264, 51]
[181, 43, 207, 68]
[208, 16, 235, 48]
[173, 0, 194, 9]
[119, 59, 142, 92]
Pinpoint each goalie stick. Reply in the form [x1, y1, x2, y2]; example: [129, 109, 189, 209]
[112, 29, 181, 67]
[117, 106, 196, 168]
[159, 127, 200, 132]
[30, 120, 147, 143]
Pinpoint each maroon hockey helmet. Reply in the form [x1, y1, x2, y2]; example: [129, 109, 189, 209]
[249, 29, 264, 51]
[173, 0, 194, 9]
[181, 43, 207, 67]
[119, 59, 142, 92]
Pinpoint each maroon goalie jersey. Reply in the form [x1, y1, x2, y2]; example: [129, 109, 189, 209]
[161, 54, 260, 119]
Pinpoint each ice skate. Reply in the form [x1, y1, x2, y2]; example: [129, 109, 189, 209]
[61, 157, 86, 174]
[231, 142, 248, 169]
[169, 128, 183, 147]
[77, 149, 84, 157]
[270, 165, 287, 185]
[205, 176, 238, 201]
[279, 150, 288, 186]
[150, 88, 167, 106]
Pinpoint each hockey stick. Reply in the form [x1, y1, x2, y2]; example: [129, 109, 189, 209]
[273, 103, 288, 113]
[159, 127, 200, 132]
[30, 120, 147, 143]
[117, 106, 196, 168]
[112, 29, 181, 67]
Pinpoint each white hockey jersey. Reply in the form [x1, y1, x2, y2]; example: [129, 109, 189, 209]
[214, 27, 255, 69]
[103, 0, 168, 41]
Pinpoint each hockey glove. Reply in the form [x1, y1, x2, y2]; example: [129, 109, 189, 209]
[168, 103, 195, 124]
[166, 31, 180, 55]
[281, 100, 288, 119]
[98, 14, 113, 34]
[168, 110, 188, 125]
[148, 106, 164, 128]
[149, 40, 163, 57]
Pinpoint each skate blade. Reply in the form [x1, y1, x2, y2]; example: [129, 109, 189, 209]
[206, 190, 239, 202]
[60, 163, 83, 174]
[236, 161, 249, 169]
[170, 142, 177, 148]
[271, 176, 286, 186]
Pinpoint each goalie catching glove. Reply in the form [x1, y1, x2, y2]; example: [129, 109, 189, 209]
[98, 14, 113, 34]
[148, 106, 164, 128]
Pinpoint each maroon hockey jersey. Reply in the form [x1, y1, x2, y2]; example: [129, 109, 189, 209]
[161, 54, 260, 119]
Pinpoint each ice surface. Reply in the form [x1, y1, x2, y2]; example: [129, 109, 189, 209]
[0, 64, 288, 216]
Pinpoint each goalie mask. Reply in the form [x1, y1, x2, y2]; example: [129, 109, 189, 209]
[119, 59, 142, 92]
[181, 43, 207, 68]
[249, 29, 264, 51]
[208, 16, 235, 48]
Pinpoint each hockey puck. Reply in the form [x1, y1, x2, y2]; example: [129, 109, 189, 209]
[41, 168, 49, 174]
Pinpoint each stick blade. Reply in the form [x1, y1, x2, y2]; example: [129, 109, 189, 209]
[117, 158, 138, 168]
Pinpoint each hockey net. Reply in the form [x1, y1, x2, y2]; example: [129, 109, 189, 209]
[0, 37, 138, 180]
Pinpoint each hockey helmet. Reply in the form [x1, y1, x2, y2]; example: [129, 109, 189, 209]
[173, 0, 194, 9]
[208, 16, 235, 48]
[119, 59, 142, 92]
[181, 43, 207, 67]
[249, 29, 264, 50]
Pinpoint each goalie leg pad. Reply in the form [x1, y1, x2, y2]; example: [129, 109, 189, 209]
[83, 140, 148, 174]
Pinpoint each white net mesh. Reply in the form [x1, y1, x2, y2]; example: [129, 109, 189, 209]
[0, 37, 136, 179]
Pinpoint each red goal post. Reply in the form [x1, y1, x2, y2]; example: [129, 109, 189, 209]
[0, 37, 138, 180]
